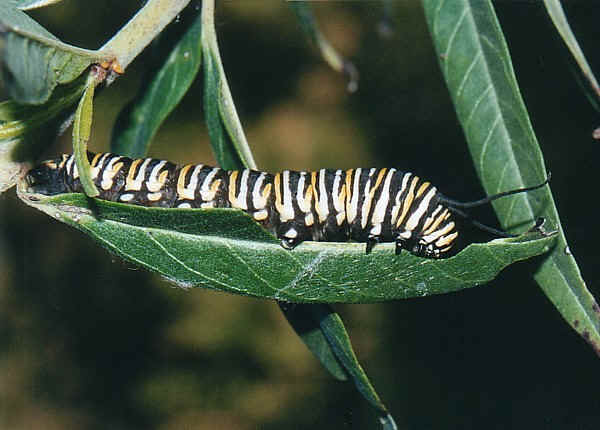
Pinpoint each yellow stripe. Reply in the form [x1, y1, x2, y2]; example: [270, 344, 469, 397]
[396, 176, 419, 228]
[345, 169, 354, 211]
[423, 208, 448, 235]
[274, 173, 283, 214]
[302, 184, 313, 213]
[372, 168, 387, 195]
[262, 182, 272, 202]
[210, 179, 221, 195]
[416, 181, 430, 198]
[177, 165, 192, 198]
[228, 171, 238, 205]
[91, 153, 103, 167]
[125, 159, 142, 190]
[435, 230, 458, 248]
[311, 171, 325, 221]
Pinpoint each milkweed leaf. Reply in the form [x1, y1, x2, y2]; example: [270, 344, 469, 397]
[17, 190, 557, 304]
[111, 6, 203, 158]
[423, 0, 600, 357]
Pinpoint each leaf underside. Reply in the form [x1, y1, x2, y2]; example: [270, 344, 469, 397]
[422, 0, 600, 356]
[18, 190, 556, 304]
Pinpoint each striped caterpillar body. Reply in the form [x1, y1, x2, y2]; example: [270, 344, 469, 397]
[25, 152, 547, 258]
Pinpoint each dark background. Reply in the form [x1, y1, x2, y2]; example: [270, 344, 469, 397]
[1, 1, 600, 429]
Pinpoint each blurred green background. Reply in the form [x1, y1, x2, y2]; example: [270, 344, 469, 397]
[2, 1, 600, 429]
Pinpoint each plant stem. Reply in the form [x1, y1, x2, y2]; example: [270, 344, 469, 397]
[101, 0, 191, 71]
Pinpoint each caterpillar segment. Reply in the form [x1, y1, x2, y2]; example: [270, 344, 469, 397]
[25, 152, 546, 258]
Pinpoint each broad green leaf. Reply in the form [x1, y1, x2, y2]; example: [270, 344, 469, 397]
[543, 0, 600, 103]
[111, 7, 203, 158]
[200, 2, 391, 424]
[423, 0, 600, 356]
[0, 0, 105, 104]
[17, 189, 557, 304]
[0, 76, 86, 143]
[0, 76, 86, 192]
[288, 1, 358, 92]
[72, 74, 98, 197]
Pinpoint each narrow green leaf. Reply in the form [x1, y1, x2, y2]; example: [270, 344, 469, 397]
[288, 1, 358, 92]
[17, 189, 557, 304]
[72, 75, 98, 197]
[0, 0, 106, 104]
[200, 0, 256, 170]
[311, 306, 397, 429]
[423, 0, 600, 356]
[542, 0, 600, 103]
[15, 0, 65, 10]
[277, 303, 348, 381]
[0, 77, 86, 193]
[202, 50, 244, 170]
[111, 8, 203, 158]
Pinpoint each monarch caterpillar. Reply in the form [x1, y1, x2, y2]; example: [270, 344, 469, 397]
[25, 152, 548, 258]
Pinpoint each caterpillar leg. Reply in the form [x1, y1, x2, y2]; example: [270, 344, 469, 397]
[280, 237, 302, 250]
[394, 240, 404, 256]
[365, 235, 380, 254]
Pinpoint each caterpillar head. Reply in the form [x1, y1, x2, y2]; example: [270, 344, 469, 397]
[394, 209, 458, 258]
[25, 157, 68, 195]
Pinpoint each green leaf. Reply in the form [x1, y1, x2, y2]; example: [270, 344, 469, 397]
[310, 305, 396, 429]
[200, 0, 255, 170]
[199, 3, 394, 425]
[288, 1, 358, 92]
[423, 0, 600, 356]
[111, 7, 203, 158]
[17, 190, 557, 303]
[72, 74, 98, 197]
[14, 0, 65, 10]
[277, 302, 348, 381]
[0, 76, 86, 193]
[0, 0, 106, 104]
[542, 0, 600, 105]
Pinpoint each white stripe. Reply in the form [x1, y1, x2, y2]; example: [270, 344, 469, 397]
[146, 160, 167, 192]
[371, 168, 395, 225]
[229, 169, 250, 210]
[91, 153, 110, 179]
[405, 187, 437, 230]
[182, 164, 204, 200]
[390, 172, 411, 224]
[252, 172, 268, 209]
[317, 169, 329, 222]
[128, 158, 152, 191]
[101, 156, 122, 190]
[347, 168, 361, 224]
[66, 155, 75, 177]
[332, 170, 344, 212]
[200, 168, 220, 201]
[279, 170, 295, 221]
[360, 168, 377, 229]
[423, 221, 455, 244]
[296, 172, 311, 213]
